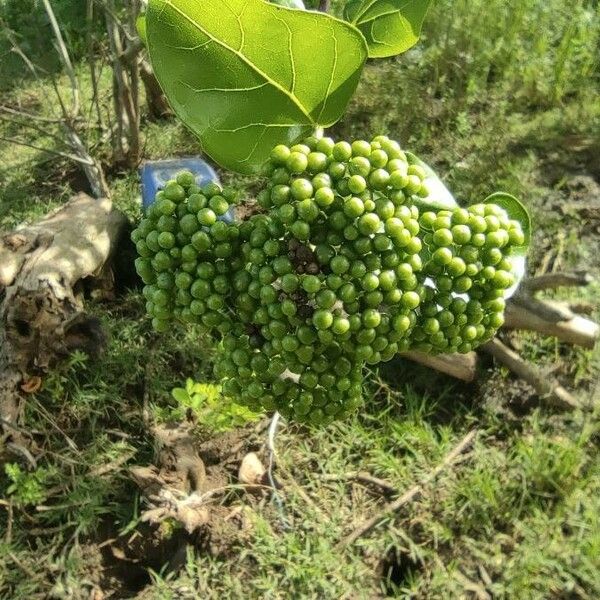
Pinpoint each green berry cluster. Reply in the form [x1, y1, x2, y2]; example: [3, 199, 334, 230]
[131, 135, 525, 425]
[414, 204, 524, 353]
[131, 172, 241, 333]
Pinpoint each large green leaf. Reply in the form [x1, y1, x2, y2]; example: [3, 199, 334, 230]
[406, 151, 457, 211]
[344, 0, 432, 58]
[146, 0, 367, 174]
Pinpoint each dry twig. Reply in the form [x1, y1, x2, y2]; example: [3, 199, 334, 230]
[41, 0, 80, 116]
[340, 429, 478, 547]
[481, 339, 580, 410]
[0, 6, 109, 197]
[522, 271, 593, 292]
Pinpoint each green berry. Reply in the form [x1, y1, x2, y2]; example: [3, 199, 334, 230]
[198, 208, 217, 226]
[313, 310, 333, 330]
[291, 178, 314, 200]
[271, 144, 291, 165]
[433, 228, 453, 246]
[351, 140, 371, 157]
[348, 175, 367, 194]
[163, 183, 186, 202]
[349, 156, 371, 177]
[307, 152, 328, 173]
[344, 197, 365, 218]
[332, 141, 352, 161]
[330, 255, 350, 274]
[287, 152, 308, 173]
[369, 168, 390, 190]
[315, 187, 335, 207]
[402, 291, 421, 309]
[302, 275, 321, 294]
[358, 213, 381, 235]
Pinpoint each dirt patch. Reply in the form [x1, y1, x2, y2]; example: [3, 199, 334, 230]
[81, 420, 270, 598]
[537, 174, 600, 275]
[234, 197, 263, 221]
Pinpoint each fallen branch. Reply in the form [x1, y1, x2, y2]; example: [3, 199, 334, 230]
[566, 301, 594, 315]
[511, 293, 573, 322]
[0, 105, 66, 124]
[400, 350, 478, 382]
[0, 194, 128, 440]
[0, 136, 95, 166]
[504, 301, 599, 348]
[481, 339, 579, 410]
[522, 271, 593, 292]
[340, 429, 477, 547]
[277, 462, 328, 520]
[1, 8, 110, 198]
[504, 270, 599, 348]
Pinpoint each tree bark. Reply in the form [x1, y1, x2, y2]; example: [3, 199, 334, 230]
[0, 194, 128, 441]
[140, 59, 171, 119]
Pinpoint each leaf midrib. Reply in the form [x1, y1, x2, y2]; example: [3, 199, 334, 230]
[161, 0, 314, 125]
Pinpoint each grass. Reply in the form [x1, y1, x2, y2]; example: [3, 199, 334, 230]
[1, 0, 600, 598]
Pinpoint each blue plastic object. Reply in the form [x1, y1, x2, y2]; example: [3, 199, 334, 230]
[140, 157, 235, 223]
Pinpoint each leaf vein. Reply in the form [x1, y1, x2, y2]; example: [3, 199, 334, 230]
[212, 122, 299, 133]
[359, 8, 412, 26]
[178, 80, 270, 93]
[239, 126, 268, 164]
[162, 0, 313, 123]
[273, 14, 296, 94]
[317, 25, 338, 124]
[167, 40, 212, 52]
[353, 0, 379, 23]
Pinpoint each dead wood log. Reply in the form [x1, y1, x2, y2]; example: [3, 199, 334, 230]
[0, 193, 128, 440]
[504, 301, 599, 348]
[400, 350, 478, 382]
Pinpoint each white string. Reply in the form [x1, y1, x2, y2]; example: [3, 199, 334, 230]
[266, 411, 290, 529]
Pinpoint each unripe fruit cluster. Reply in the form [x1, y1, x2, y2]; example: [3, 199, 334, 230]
[132, 135, 525, 425]
[132, 173, 241, 334]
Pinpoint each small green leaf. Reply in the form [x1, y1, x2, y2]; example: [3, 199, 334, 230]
[188, 393, 206, 411]
[406, 152, 457, 211]
[172, 388, 190, 404]
[146, 0, 368, 174]
[136, 14, 147, 45]
[344, 0, 432, 58]
[483, 192, 531, 252]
